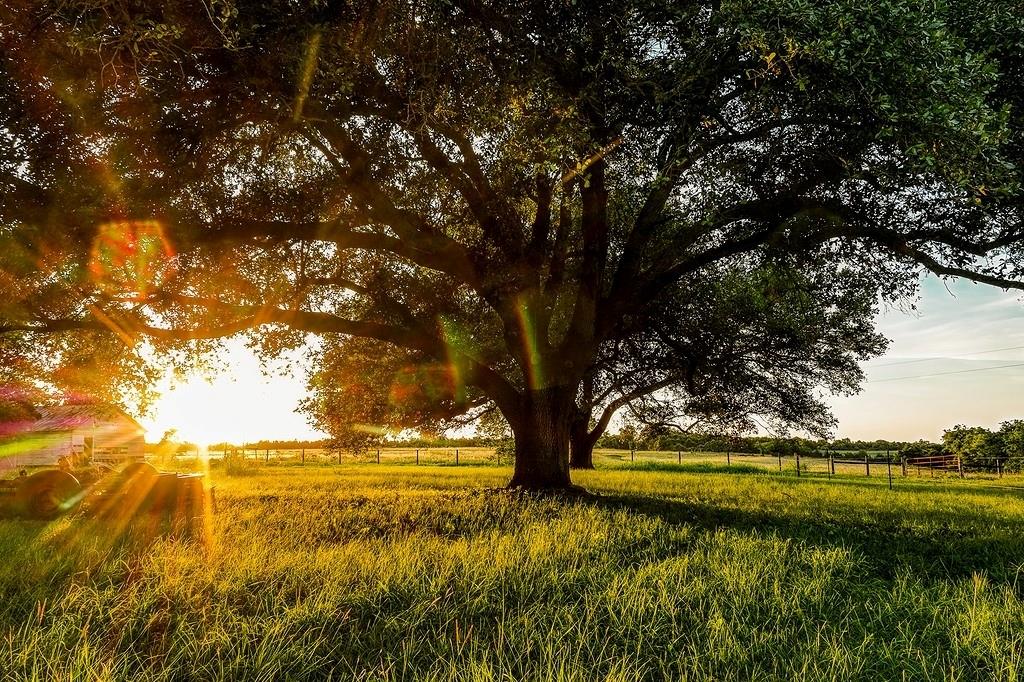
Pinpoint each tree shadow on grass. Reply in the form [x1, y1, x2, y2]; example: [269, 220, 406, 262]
[588, 491, 1024, 587]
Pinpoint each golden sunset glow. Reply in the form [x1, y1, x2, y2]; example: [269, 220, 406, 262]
[140, 340, 321, 446]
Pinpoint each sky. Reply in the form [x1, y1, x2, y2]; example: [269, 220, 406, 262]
[140, 275, 1024, 445]
[139, 344, 322, 445]
[830, 276, 1024, 441]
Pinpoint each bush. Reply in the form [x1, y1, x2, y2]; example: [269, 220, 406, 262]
[216, 452, 261, 476]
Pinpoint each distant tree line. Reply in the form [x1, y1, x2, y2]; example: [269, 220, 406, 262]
[594, 421, 1024, 472]
[200, 436, 500, 452]
[596, 424, 926, 457]
[226, 439, 334, 452]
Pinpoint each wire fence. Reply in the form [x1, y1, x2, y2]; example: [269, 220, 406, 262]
[602, 448, 1020, 487]
[160, 446, 1021, 489]
[195, 446, 505, 467]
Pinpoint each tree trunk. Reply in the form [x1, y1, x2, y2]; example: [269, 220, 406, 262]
[507, 386, 575, 490]
[569, 418, 597, 469]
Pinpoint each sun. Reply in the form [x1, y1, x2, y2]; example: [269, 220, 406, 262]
[144, 375, 241, 445]
[139, 340, 324, 446]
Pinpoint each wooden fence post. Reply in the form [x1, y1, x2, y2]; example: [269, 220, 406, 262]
[887, 456, 893, 490]
[795, 452, 801, 477]
[376, 448, 380, 464]
[726, 449, 731, 466]
[778, 453, 782, 472]
[630, 449, 635, 462]
[455, 448, 459, 465]
[677, 450, 681, 464]
[416, 448, 419, 465]
[301, 448, 305, 464]
[864, 455, 870, 477]
[958, 456, 964, 478]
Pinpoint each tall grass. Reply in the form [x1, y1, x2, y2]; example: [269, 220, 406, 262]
[1, 465, 1022, 680]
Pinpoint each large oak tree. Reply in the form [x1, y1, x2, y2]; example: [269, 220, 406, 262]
[1, 0, 1022, 488]
[298, 263, 888, 468]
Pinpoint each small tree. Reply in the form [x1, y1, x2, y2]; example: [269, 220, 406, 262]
[943, 425, 1003, 469]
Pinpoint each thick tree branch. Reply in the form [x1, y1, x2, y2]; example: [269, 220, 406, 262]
[144, 294, 523, 411]
[589, 375, 678, 441]
[199, 218, 480, 286]
[890, 242, 1024, 291]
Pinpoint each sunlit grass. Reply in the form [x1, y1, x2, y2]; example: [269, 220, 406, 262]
[1, 465, 1022, 680]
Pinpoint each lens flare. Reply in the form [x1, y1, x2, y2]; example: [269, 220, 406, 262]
[89, 220, 175, 301]
[388, 364, 456, 408]
[439, 319, 468, 403]
[513, 297, 543, 389]
[0, 435, 52, 465]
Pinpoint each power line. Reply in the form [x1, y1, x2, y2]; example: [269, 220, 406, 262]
[870, 361, 1024, 383]
[871, 344, 1024, 368]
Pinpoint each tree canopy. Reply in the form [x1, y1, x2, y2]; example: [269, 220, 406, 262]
[1, 0, 1022, 488]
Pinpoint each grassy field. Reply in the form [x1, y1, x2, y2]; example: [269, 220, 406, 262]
[1, 463, 1023, 681]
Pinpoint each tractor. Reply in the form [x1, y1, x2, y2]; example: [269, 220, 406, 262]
[0, 462, 211, 521]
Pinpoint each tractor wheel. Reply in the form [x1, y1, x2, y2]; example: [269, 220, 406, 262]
[114, 461, 160, 502]
[147, 473, 181, 514]
[16, 470, 83, 520]
[118, 458, 158, 485]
